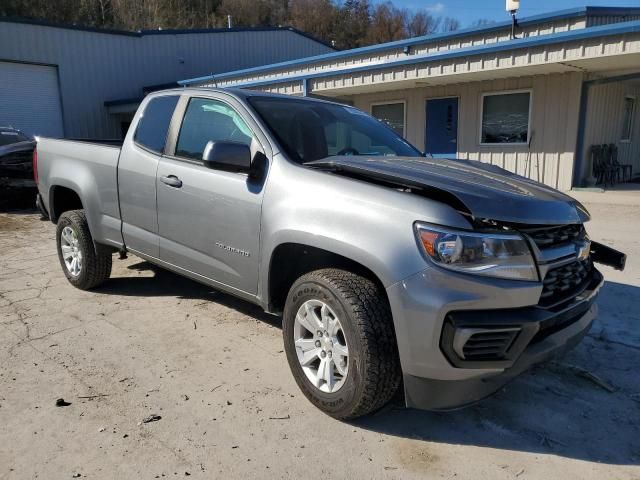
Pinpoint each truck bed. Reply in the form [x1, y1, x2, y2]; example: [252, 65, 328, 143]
[36, 137, 123, 248]
[65, 138, 124, 147]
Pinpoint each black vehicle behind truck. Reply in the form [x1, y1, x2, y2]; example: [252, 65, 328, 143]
[0, 127, 36, 180]
[0, 127, 37, 210]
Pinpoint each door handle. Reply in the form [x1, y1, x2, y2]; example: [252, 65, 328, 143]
[160, 175, 182, 188]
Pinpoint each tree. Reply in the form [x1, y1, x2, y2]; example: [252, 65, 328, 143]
[217, 0, 286, 27]
[334, 0, 371, 49]
[471, 18, 496, 27]
[406, 10, 441, 37]
[366, 2, 407, 44]
[441, 16, 461, 32]
[289, 0, 338, 45]
[0, 0, 472, 48]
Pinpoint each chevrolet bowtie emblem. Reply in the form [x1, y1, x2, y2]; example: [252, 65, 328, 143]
[577, 240, 591, 261]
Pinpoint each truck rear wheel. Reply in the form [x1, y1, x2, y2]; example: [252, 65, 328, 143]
[282, 268, 401, 419]
[56, 210, 112, 290]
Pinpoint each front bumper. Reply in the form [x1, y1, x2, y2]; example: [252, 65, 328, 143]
[386, 264, 603, 411]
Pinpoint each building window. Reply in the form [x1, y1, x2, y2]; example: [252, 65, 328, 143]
[371, 102, 405, 137]
[480, 91, 531, 144]
[621, 96, 636, 142]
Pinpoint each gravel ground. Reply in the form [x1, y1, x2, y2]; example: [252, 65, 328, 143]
[0, 197, 639, 480]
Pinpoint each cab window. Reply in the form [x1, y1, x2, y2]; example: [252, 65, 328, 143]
[133, 95, 179, 154]
[175, 98, 254, 160]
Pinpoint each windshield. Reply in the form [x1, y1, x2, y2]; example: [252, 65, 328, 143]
[248, 96, 421, 163]
[0, 130, 31, 146]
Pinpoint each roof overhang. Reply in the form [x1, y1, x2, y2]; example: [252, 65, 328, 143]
[207, 20, 640, 97]
[324, 52, 640, 97]
[181, 7, 640, 88]
[180, 6, 598, 86]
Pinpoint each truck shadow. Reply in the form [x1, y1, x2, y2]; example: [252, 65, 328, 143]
[356, 280, 640, 466]
[94, 260, 279, 326]
[96, 264, 639, 465]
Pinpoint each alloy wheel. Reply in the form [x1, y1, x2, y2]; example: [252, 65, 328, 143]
[60, 226, 83, 277]
[293, 299, 349, 393]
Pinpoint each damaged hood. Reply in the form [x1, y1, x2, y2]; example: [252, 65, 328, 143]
[307, 156, 590, 225]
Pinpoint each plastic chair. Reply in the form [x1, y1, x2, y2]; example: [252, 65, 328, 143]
[591, 145, 616, 186]
[602, 144, 622, 184]
[609, 144, 633, 182]
[590, 145, 602, 184]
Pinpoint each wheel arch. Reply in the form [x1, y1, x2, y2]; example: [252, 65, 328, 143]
[266, 242, 389, 315]
[49, 184, 84, 224]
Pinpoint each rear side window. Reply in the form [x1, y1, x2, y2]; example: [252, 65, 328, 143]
[134, 96, 179, 153]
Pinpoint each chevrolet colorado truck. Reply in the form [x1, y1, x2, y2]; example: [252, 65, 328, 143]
[35, 88, 626, 419]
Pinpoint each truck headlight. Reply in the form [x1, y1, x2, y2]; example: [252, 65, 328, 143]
[415, 223, 538, 281]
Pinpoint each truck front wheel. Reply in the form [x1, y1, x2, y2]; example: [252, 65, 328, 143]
[282, 268, 401, 419]
[56, 210, 112, 290]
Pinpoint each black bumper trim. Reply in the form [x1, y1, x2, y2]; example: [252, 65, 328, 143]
[405, 300, 597, 411]
[439, 269, 603, 370]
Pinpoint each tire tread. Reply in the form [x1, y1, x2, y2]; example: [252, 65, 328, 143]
[56, 209, 112, 290]
[290, 268, 401, 419]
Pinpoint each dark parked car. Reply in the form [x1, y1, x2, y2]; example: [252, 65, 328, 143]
[0, 127, 36, 181]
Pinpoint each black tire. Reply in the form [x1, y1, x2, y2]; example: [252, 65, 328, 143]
[56, 209, 112, 290]
[283, 268, 401, 420]
[36, 194, 49, 221]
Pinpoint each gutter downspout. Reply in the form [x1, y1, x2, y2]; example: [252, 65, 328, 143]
[573, 80, 595, 188]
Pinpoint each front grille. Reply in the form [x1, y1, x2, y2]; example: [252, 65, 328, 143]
[539, 259, 593, 308]
[514, 224, 593, 307]
[521, 224, 585, 249]
[461, 329, 520, 361]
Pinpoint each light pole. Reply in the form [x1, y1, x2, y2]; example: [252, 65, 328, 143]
[506, 0, 520, 39]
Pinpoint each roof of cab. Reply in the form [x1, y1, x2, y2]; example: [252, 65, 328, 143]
[149, 86, 345, 104]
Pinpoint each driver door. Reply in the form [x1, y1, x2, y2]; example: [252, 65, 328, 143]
[156, 95, 265, 295]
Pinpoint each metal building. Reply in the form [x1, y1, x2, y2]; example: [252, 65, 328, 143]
[0, 18, 333, 138]
[181, 6, 640, 191]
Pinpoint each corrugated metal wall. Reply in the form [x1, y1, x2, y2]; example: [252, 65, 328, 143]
[352, 72, 583, 191]
[305, 28, 640, 95]
[0, 22, 332, 138]
[587, 14, 640, 26]
[583, 80, 640, 178]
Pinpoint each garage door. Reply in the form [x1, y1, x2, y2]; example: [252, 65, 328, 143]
[0, 61, 64, 137]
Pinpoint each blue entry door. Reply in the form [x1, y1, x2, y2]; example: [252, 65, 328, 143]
[425, 97, 458, 157]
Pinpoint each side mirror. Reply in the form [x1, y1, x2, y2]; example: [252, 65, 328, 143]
[202, 141, 251, 172]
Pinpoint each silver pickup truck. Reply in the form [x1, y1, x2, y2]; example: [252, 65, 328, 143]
[35, 88, 626, 419]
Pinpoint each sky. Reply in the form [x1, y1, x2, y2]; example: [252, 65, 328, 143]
[378, 0, 640, 28]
